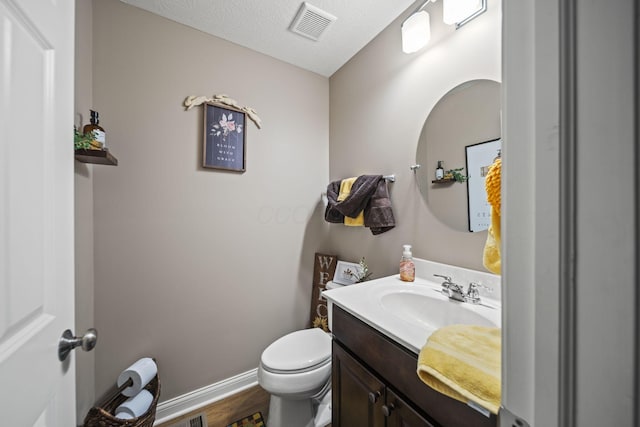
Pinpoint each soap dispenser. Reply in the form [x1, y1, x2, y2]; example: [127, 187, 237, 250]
[83, 110, 106, 150]
[400, 245, 415, 282]
[435, 160, 444, 180]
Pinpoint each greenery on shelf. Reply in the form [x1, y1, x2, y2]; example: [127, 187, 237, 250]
[444, 167, 468, 183]
[74, 127, 95, 150]
[355, 257, 373, 283]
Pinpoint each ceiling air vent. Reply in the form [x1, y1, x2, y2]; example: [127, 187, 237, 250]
[289, 2, 337, 41]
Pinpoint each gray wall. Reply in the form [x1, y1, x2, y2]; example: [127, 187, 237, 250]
[84, 0, 501, 406]
[327, 0, 501, 276]
[74, 0, 95, 421]
[91, 0, 330, 401]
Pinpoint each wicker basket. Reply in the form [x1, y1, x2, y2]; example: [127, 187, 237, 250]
[83, 375, 160, 427]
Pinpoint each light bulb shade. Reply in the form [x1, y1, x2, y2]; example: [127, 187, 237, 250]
[443, 0, 483, 25]
[401, 10, 430, 54]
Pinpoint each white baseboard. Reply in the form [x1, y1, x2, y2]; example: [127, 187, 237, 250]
[153, 368, 259, 425]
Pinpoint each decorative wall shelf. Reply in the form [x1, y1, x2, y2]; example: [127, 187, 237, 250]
[431, 178, 455, 184]
[75, 149, 118, 166]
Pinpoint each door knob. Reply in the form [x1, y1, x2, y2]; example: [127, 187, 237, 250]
[58, 328, 98, 361]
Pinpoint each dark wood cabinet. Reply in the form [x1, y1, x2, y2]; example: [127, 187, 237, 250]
[332, 341, 434, 427]
[331, 305, 497, 427]
[332, 342, 385, 427]
[385, 389, 434, 427]
[332, 342, 433, 427]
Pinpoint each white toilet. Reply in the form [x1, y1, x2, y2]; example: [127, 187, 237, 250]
[258, 327, 333, 427]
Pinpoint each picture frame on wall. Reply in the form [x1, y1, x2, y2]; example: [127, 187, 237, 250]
[203, 103, 246, 172]
[465, 138, 501, 232]
[332, 260, 364, 286]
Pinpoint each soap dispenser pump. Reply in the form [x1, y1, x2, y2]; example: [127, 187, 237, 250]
[400, 244, 415, 282]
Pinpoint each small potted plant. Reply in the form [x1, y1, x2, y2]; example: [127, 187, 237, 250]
[444, 167, 468, 183]
[355, 257, 373, 283]
[74, 127, 95, 150]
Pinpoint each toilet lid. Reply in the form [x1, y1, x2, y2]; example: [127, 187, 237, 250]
[261, 328, 332, 372]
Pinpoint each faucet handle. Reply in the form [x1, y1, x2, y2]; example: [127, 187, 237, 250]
[466, 283, 482, 304]
[469, 282, 493, 293]
[433, 274, 452, 283]
[466, 282, 493, 304]
[433, 274, 453, 291]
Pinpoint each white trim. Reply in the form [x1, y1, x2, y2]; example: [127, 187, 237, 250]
[501, 0, 538, 423]
[153, 368, 259, 425]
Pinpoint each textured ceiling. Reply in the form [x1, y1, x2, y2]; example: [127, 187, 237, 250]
[119, 0, 416, 77]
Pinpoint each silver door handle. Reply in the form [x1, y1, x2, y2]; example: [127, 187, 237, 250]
[58, 328, 98, 361]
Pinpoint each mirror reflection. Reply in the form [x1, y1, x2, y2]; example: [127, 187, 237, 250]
[416, 79, 501, 232]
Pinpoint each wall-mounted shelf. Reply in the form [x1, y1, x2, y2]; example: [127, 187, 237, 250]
[75, 149, 118, 166]
[431, 178, 455, 184]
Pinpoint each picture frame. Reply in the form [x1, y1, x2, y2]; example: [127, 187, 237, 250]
[465, 138, 502, 232]
[332, 260, 364, 286]
[203, 103, 246, 172]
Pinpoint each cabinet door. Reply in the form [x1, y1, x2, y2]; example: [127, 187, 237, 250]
[384, 389, 436, 427]
[332, 341, 386, 427]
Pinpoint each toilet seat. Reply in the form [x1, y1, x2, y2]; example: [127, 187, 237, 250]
[261, 328, 331, 373]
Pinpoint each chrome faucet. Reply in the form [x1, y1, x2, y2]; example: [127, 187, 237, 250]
[433, 274, 465, 302]
[447, 283, 467, 302]
[433, 275, 489, 304]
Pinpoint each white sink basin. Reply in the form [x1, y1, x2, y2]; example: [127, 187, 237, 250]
[323, 275, 501, 354]
[380, 288, 497, 329]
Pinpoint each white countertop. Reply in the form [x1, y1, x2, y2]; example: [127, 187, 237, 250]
[323, 259, 501, 354]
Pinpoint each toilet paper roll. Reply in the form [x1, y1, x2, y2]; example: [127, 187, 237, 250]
[114, 411, 134, 420]
[115, 389, 154, 418]
[117, 357, 157, 397]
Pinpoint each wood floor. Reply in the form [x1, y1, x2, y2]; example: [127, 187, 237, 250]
[157, 385, 270, 427]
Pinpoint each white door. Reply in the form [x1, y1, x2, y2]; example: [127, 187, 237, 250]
[502, 0, 638, 426]
[0, 0, 76, 425]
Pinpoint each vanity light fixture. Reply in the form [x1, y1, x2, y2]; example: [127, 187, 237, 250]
[401, 0, 487, 54]
[401, 0, 433, 54]
[442, 0, 487, 28]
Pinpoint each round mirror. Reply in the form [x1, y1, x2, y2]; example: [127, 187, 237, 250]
[416, 79, 501, 232]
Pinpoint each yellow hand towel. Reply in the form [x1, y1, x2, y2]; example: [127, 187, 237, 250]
[417, 324, 501, 415]
[483, 158, 501, 274]
[337, 177, 365, 226]
[483, 207, 501, 274]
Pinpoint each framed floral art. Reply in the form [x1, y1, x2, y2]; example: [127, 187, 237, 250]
[332, 260, 364, 286]
[203, 103, 246, 172]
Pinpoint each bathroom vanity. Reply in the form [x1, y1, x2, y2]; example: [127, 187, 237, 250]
[324, 259, 500, 427]
[332, 305, 496, 427]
